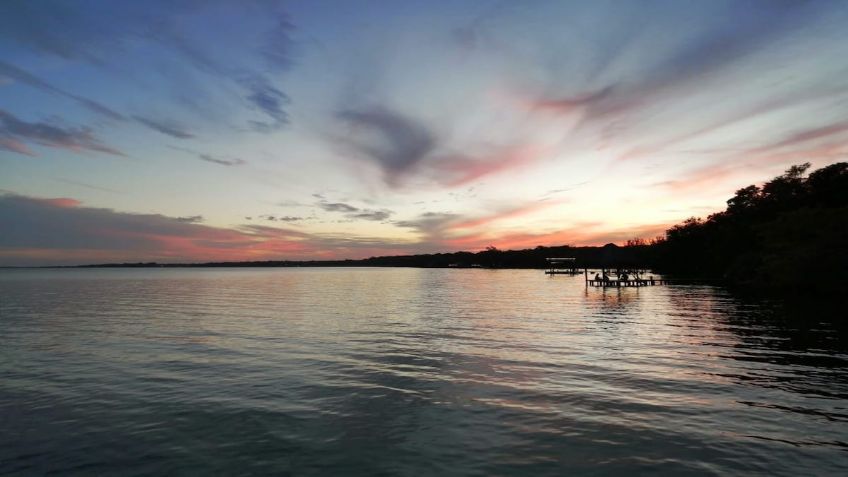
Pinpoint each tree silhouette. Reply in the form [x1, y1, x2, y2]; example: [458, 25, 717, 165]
[653, 162, 847, 294]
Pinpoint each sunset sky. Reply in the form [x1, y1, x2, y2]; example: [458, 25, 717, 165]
[2, 0, 847, 265]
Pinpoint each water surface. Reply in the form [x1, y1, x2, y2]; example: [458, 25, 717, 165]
[1, 268, 846, 475]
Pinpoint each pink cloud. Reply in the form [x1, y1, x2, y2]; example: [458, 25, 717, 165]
[505, 86, 613, 116]
[440, 222, 671, 251]
[34, 197, 83, 208]
[433, 144, 550, 187]
[398, 199, 662, 253]
[448, 199, 564, 231]
[0, 136, 35, 156]
[617, 89, 848, 163]
[749, 121, 848, 155]
[653, 164, 742, 193]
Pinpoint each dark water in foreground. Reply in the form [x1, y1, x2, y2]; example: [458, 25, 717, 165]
[1, 268, 846, 476]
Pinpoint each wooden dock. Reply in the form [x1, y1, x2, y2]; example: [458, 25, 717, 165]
[583, 268, 666, 287]
[586, 278, 667, 287]
[547, 262, 667, 287]
[545, 257, 578, 275]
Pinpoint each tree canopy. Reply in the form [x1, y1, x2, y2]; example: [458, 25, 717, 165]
[653, 162, 848, 294]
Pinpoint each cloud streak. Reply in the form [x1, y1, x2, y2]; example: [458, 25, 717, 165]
[0, 109, 123, 156]
[566, 1, 830, 125]
[198, 154, 247, 166]
[318, 202, 360, 213]
[259, 214, 303, 222]
[503, 0, 847, 175]
[396, 200, 565, 247]
[0, 2, 296, 134]
[317, 200, 393, 221]
[333, 104, 554, 188]
[0, 60, 204, 141]
[131, 116, 194, 139]
[0, 136, 34, 156]
[0, 60, 125, 121]
[55, 178, 120, 194]
[749, 121, 848, 154]
[169, 146, 247, 166]
[336, 106, 436, 185]
[241, 76, 290, 132]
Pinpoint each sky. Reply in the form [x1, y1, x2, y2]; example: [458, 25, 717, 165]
[1, 0, 847, 265]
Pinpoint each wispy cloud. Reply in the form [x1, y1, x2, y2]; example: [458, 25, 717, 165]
[520, 86, 613, 115]
[336, 106, 436, 185]
[501, 0, 846, 174]
[749, 121, 848, 154]
[169, 146, 246, 166]
[0, 60, 207, 141]
[317, 200, 393, 222]
[395, 211, 462, 236]
[0, 109, 123, 156]
[241, 76, 290, 132]
[396, 200, 564, 247]
[563, 1, 830, 126]
[198, 154, 247, 166]
[318, 202, 360, 213]
[131, 115, 194, 139]
[350, 209, 393, 221]
[55, 178, 120, 194]
[653, 164, 743, 194]
[434, 145, 550, 187]
[260, 14, 296, 72]
[450, 200, 564, 231]
[140, 9, 294, 133]
[0, 136, 34, 156]
[0, 1, 296, 134]
[333, 104, 553, 188]
[259, 214, 303, 222]
[0, 60, 125, 121]
[616, 86, 848, 163]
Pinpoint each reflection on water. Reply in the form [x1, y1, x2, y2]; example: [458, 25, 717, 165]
[1, 268, 846, 475]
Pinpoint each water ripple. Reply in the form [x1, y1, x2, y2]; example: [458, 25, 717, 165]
[1, 268, 847, 475]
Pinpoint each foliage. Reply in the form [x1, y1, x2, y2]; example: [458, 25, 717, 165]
[653, 162, 848, 294]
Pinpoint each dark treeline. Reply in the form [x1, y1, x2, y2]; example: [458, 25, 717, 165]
[79, 243, 650, 270]
[75, 162, 846, 294]
[649, 162, 847, 294]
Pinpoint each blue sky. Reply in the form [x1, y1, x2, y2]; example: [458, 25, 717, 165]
[1, 0, 847, 265]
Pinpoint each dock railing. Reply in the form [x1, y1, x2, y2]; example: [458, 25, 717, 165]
[583, 268, 667, 287]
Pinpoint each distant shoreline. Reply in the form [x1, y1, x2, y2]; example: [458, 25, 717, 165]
[1, 243, 653, 271]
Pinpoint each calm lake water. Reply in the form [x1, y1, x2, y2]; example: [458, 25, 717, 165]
[1, 268, 846, 476]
